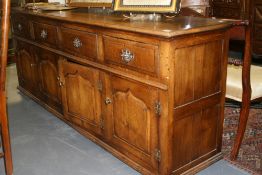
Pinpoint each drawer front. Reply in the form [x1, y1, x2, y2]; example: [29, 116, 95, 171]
[213, 0, 240, 5]
[103, 36, 159, 75]
[12, 15, 30, 38]
[213, 7, 240, 19]
[225, 0, 240, 5]
[255, 0, 262, 5]
[33, 22, 58, 48]
[254, 24, 262, 41]
[60, 27, 98, 60]
[253, 41, 262, 55]
[254, 6, 262, 22]
[189, 6, 209, 16]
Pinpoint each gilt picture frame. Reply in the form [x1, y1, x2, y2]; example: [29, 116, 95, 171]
[68, 0, 112, 8]
[113, 0, 181, 13]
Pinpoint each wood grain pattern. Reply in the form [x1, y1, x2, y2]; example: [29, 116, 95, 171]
[33, 22, 58, 48]
[103, 35, 159, 76]
[253, 0, 262, 56]
[15, 41, 39, 97]
[37, 48, 62, 113]
[107, 76, 159, 173]
[60, 27, 98, 60]
[172, 36, 225, 174]
[11, 14, 30, 39]
[11, 7, 232, 38]
[230, 17, 252, 160]
[60, 61, 103, 136]
[0, 0, 13, 173]
[173, 40, 222, 107]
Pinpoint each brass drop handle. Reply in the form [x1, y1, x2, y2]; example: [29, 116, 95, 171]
[30, 63, 36, 67]
[40, 29, 48, 39]
[59, 82, 64, 87]
[121, 49, 134, 63]
[105, 97, 112, 105]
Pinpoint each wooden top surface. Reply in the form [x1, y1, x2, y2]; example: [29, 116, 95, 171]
[12, 7, 232, 38]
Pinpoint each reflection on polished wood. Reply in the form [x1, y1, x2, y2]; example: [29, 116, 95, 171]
[12, 8, 232, 175]
[12, 7, 231, 38]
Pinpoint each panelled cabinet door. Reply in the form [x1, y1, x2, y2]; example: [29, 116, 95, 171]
[106, 76, 159, 173]
[16, 41, 39, 97]
[60, 61, 103, 136]
[36, 48, 62, 113]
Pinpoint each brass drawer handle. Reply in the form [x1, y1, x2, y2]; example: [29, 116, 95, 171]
[30, 63, 36, 67]
[73, 37, 82, 48]
[105, 97, 112, 105]
[121, 49, 134, 63]
[40, 29, 48, 39]
[59, 82, 64, 87]
[18, 23, 23, 31]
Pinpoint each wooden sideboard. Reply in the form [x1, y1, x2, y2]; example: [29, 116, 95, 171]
[11, 8, 232, 175]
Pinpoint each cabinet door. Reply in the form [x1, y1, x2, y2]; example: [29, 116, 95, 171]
[60, 61, 103, 136]
[37, 48, 62, 113]
[16, 41, 38, 97]
[106, 76, 159, 173]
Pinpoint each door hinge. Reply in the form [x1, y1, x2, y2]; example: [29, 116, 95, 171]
[154, 101, 161, 116]
[155, 149, 161, 162]
[100, 117, 104, 129]
[97, 80, 103, 92]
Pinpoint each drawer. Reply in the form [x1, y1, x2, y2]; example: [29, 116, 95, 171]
[255, 1, 262, 5]
[253, 41, 262, 55]
[12, 15, 30, 38]
[213, 7, 240, 19]
[33, 22, 58, 48]
[225, 0, 240, 6]
[103, 36, 159, 75]
[254, 6, 262, 22]
[213, 0, 239, 5]
[60, 27, 98, 60]
[212, 0, 226, 4]
[254, 24, 262, 41]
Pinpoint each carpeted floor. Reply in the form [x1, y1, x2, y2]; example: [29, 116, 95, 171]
[222, 107, 262, 175]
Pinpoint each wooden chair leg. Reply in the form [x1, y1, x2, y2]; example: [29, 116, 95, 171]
[0, 95, 13, 175]
[230, 99, 251, 160]
[1, 0, 13, 173]
[230, 25, 252, 161]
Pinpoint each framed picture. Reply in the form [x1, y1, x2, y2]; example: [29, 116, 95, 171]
[68, 0, 112, 8]
[113, 0, 181, 13]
